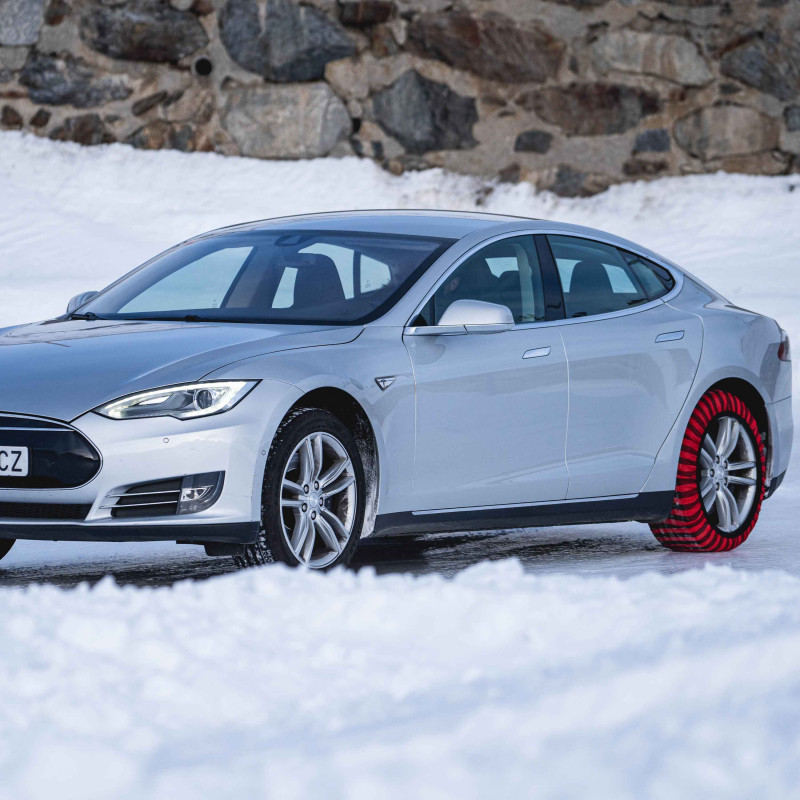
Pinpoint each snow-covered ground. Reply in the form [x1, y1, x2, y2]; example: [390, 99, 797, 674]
[1, 132, 799, 798]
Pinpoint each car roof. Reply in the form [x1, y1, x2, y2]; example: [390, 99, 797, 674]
[198, 211, 687, 278]
[205, 210, 538, 240]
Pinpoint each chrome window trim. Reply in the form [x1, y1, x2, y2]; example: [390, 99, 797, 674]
[0, 411, 104, 492]
[403, 227, 683, 332]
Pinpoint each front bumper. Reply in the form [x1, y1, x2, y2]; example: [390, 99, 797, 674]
[0, 520, 260, 543]
[0, 379, 301, 543]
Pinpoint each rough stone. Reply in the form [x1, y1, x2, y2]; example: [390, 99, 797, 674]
[623, 157, 669, 177]
[592, 31, 712, 87]
[0, 45, 28, 70]
[721, 39, 800, 102]
[633, 128, 671, 153]
[219, 0, 354, 82]
[20, 52, 131, 107]
[79, 0, 208, 63]
[0, 0, 44, 46]
[222, 82, 351, 158]
[548, 164, 612, 198]
[132, 91, 168, 116]
[29, 107, 49, 126]
[658, 0, 723, 5]
[0, 104, 22, 128]
[48, 113, 114, 145]
[518, 83, 660, 136]
[44, 0, 68, 26]
[786, 105, 800, 132]
[126, 120, 196, 151]
[715, 150, 791, 175]
[674, 105, 779, 160]
[339, 0, 394, 26]
[408, 13, 564, 84]
[513, 129, 552, 154]
[372, 69, 477, 153]
[542, 0, 610, 7]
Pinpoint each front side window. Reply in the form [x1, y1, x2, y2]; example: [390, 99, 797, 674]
[80, 231, 454, 325]
[547, 235, 673, 318]
[416, 236, 546, 326]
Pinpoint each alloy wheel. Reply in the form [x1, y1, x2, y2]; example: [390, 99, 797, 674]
[280, 431, 357, 568]
[698, 413, 759, 534]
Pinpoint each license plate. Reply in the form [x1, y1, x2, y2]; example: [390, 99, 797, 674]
[0, 446, 29, 477]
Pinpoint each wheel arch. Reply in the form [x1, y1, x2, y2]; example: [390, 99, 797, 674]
[283, 387, 381, 536]
[705, 377, 772, 482]
[643, 370, 775, 495]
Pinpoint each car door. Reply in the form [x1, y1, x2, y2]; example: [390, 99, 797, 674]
[543, 234, 703, 499]
[403, 235, 569, 511]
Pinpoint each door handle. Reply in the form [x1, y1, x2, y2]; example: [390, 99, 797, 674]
[655, 330, 684, 343]
[523, 346, 551, 359]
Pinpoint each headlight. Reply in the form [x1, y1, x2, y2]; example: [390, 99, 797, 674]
[94, 381, 258, 420]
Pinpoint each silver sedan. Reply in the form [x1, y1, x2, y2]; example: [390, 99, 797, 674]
[0, 212, 792, 569]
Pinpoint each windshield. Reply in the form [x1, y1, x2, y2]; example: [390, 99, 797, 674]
[79, 230, 454, 325]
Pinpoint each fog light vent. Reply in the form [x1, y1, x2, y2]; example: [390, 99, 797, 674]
[106, 472, 224, 518]
[178, 472, 224, 515]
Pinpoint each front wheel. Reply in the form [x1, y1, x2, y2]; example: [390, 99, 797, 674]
[0, 539, 14, 562]
[651, 389, 766, 552]
[236, 408, 366, 570]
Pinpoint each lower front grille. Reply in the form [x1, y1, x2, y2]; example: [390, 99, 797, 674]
[110, 479, 182, 519]
[0, 502, 91, 521]
[0, 414, 101, 489]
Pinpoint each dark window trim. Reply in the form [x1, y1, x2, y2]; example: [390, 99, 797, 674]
[534, 234, 566, 321]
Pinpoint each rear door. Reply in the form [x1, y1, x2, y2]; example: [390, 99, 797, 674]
[543, 234, 703, 499]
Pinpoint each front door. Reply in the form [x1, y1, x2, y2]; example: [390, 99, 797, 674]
[404, 235, 569, 511]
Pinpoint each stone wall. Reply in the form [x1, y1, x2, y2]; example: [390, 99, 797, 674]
[1, 0, 798, 195]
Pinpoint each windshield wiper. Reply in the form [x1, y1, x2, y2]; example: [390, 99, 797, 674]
[68, 311, 101, 321]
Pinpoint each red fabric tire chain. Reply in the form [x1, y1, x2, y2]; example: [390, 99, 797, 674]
[650, 389, 766, 552]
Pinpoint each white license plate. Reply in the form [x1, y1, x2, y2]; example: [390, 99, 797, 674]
[0, 446, 29, 477]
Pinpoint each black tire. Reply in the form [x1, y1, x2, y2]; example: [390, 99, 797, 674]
[0, 539, 15, 562]
[235, 408, 366, 570]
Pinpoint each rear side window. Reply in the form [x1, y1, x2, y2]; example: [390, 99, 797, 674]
[619, 249, 675, 300]
[547, 235, 673, 319]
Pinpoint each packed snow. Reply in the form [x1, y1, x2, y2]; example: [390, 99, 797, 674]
[1, 132, 799, 798]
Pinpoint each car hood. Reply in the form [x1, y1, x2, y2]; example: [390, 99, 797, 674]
[0, 318, 361, 420]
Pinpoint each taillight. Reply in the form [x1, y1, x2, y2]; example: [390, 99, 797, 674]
[778, 329, 791, 362]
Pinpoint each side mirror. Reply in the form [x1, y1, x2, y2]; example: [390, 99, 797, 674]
[66, 291, 99, 316]
[406, 299, 515, 336]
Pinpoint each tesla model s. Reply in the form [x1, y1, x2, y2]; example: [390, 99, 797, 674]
[0, 211, 792, 569]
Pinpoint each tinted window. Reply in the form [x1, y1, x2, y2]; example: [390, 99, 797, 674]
[547, 235, 672, 318]
[418, 236, 546, 326]
[81, 231, 453, 325]
[619, 249, 675, 300]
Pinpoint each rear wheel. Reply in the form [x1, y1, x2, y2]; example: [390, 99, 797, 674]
[0, 539, 14, 562]
[651, 389, 766, 552]
[235, 409, 365, 569]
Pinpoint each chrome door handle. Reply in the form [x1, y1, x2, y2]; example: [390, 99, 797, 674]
[655, 331, 685, 343]
[523, 346, 551, 359]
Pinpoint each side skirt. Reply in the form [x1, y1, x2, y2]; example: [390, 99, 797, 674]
[372, 492, 674, 537]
